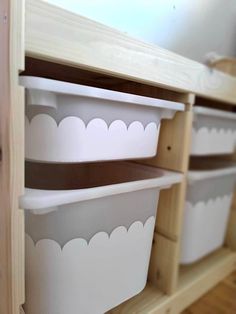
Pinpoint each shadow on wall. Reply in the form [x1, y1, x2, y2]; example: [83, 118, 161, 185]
[45, 0, 236, 63]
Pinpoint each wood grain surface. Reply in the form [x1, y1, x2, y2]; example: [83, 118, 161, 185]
[25, 0, 236, 104]
[0, 1, 25, 314]
[182, 271, 236, 314]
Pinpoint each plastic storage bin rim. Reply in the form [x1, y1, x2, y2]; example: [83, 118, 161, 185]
[20, 163, 183, 213]
[193, 106, 236, 121]
[187, 164, 236, 184]
[19, 76, 185, 111]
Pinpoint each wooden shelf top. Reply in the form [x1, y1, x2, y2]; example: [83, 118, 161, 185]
[25, 0, 236, 105]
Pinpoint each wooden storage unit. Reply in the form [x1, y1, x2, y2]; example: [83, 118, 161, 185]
[1, 0, 236, 313]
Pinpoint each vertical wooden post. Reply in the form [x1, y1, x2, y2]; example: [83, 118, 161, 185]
[147, 97, 194, 294]
[0, 2, 12, 313]
[0, 1, 25, 313]
[226, 186, 236, 251]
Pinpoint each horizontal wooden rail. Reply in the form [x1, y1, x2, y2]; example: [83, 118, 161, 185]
[25, 0, 236, 105]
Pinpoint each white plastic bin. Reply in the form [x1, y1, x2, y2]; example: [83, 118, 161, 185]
[21, 162, 183, 314]
[180, 161, 236, 264]
[19, 76, 184, 163]
[191, 106, 236, 155]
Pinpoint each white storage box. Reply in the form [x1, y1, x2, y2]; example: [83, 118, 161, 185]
[180, 161, 236, 264]
[21, 162, 182, 314]
[191, 106, 236, 156]
[19, 76, 184, 163]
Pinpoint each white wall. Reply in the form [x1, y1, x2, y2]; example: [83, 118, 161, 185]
[45, 0, 236, 63]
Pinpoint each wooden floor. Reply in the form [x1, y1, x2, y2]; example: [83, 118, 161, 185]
[182, 271, 236, 314]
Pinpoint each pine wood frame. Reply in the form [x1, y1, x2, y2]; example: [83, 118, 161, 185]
[1, 1, 236, 313]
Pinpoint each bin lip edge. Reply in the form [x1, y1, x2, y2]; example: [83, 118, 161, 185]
[20, 168, 183, 212]
[19, 75, 185, 112]
[193, 106, 236, 120]
[188, 164, 236, 183]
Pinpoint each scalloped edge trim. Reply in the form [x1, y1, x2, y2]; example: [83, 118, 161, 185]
[191, 127, 236, 155]
[27, 114, 158, 130]
[25, 115, 159, 162]
[186, 194, 233, 209]
[193, 126, 236, 134]
[26, 216, 156, 249]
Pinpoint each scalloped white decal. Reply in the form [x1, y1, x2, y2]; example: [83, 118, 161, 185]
[191, 127, 236, 155]
[25, 115, 159, 162]
[180, 194, 232, 264]
[24, 217, 155, 314]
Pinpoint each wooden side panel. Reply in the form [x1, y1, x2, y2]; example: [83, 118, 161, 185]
[0, 1, 25, 314]
[226, 187, 236, 251]
[143, 99, 193, 293]
[148, 233, 179, 295]
[147, 181, 187, 294]
[10, 1, 25, 310]
[141, 108, 193, 172]
[0, 2, 11, 312]
[226, 210, 236, 251]
[148, 182, 186, 294]
[141, 99, 193, 242]
[156, 180, 187, 241]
